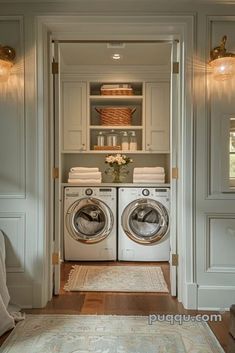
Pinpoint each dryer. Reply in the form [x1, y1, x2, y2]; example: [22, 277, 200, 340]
[118, 187, 170, 261]
[64, 187, 117, 261]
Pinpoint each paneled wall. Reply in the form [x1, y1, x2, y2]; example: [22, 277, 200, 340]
[0, 17, 37, 307]
[0, 18, 24, 197]
[196, 17, 235, 309]
[0, 2, 235, 310]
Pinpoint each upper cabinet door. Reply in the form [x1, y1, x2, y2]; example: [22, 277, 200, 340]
[145, 82, 170, 152]
[62, 81, 87, 151]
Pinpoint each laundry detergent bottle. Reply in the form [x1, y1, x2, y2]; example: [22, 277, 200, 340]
[121, 131, 129, 150]
[129, 131, 137, 151]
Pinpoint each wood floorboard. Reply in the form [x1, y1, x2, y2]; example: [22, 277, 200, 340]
[0, 261, 232, 352]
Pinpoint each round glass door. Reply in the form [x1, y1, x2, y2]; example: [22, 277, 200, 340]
[121, 199, 169, 244]
[66, 198, 113, 243]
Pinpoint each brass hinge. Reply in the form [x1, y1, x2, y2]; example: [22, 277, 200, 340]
[52, 61, 59, 74]
[52, 252, 60, 265]
[52, 167, 59, 179]
[173, 61, 179, 74]
[172, 253, 179, 266]
[172, 167, 179, 179]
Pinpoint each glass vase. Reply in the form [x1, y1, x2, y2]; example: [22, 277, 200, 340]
[105, 165, 129, 183]
[112, 166, 122, 183]
[111, 165, 129, 183]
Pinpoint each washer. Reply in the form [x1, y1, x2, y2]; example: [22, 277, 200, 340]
[118, 187, 170, 261]
[64, 187, 117, 261]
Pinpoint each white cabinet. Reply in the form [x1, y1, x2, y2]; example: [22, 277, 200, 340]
[60, 80, 170, 154]
[62, 81, 87, 151]
[145, 82, 170, 152]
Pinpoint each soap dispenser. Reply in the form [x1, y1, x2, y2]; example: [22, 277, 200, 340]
[121, 131, 129, 150]
[129, 131, 137, 151]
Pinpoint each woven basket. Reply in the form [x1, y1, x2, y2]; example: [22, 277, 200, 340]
[95, 107, 136, 126]
[101, 88, 133, 96]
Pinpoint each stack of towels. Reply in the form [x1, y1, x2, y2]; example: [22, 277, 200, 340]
[133, 167, 165, 184]
[68, 167, 102, 184]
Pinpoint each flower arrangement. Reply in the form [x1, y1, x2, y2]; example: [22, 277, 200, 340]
[105, 153, 133, 166]
[105, 153, 133, 182]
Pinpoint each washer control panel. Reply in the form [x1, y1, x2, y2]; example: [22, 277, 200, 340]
[85, 188, 93, 196]
[65, 187, 116, 199]
[142, 188, 150, 196]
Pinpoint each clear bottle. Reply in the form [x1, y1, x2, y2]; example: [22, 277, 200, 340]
[129, 131, 137, 151]
[121, 131, 129, 150]
[97, 131, 105, 146]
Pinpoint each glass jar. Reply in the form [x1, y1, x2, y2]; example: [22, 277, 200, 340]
[107, 130, 119, 146]
[97, 131, 105, 146]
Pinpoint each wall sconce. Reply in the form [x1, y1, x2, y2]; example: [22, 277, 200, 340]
[209, 36, 235, 81]
[0, 45, 16, 82]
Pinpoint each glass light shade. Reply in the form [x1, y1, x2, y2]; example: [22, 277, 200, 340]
[210, 56, 235, 81]
[0, 59, 13, 82]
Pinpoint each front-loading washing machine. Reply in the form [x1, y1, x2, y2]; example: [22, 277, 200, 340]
[64, 187, 117, 261]
[118, 187, 170, 261]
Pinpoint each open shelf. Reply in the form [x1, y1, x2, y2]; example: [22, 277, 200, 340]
[89, 96, 143, 103]
[89, 125, 143, 130]
[89, 82, 143, 96]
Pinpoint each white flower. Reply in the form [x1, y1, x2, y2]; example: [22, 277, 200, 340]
[105, 153, 133, 167]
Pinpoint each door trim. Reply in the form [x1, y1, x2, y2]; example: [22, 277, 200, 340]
[36, 14, 195, 309]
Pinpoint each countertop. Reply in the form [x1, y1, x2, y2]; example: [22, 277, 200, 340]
[61, 183, 171, 187]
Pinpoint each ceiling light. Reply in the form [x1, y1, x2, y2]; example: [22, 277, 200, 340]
[112, 53, 121, 60]
[209, 35, 235, 81]
[0, 45, 16, 82]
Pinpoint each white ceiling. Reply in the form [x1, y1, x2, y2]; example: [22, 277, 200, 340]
[0, 0, 234, 2]
[60, 42, 172, 66]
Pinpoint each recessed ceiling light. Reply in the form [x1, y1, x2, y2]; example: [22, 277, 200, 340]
[112, 53, 121, 60]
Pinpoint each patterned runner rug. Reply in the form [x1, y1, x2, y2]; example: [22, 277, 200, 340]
[64, 265, 169, 292]
[0, 315, 224, 353]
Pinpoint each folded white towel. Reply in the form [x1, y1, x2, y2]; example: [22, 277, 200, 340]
[133, 167, 165, 174]
[68, 179, 102, 184]
[70, 167, 100, 173]
[133, 172, 165, 179]
[68, 172, 101, 179]
[133, 174, 165, 181]
[133, 179, 165, 184]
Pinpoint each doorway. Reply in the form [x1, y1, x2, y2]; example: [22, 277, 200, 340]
[51, 39, 178, 297]
[36, 15, 195, 309]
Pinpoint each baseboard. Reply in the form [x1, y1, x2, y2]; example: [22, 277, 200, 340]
[198, 285, 235, 311]
[181, 282, 198, 309]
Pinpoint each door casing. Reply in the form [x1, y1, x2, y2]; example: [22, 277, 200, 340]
[36, 14, 195, 309]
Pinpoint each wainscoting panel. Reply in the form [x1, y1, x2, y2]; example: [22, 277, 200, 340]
[0, 212, 25, 272]
[206, 216, 235, 273]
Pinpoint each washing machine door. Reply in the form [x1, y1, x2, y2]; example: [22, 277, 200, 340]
[121, 198, 169, 244]
[66, 197, 114, 244]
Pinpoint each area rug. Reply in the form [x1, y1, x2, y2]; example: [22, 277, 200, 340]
[0, 314, 224, 353]
[64, 265, 169, 292]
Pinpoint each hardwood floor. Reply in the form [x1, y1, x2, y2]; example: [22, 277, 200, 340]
[0, 261, 232, 352]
